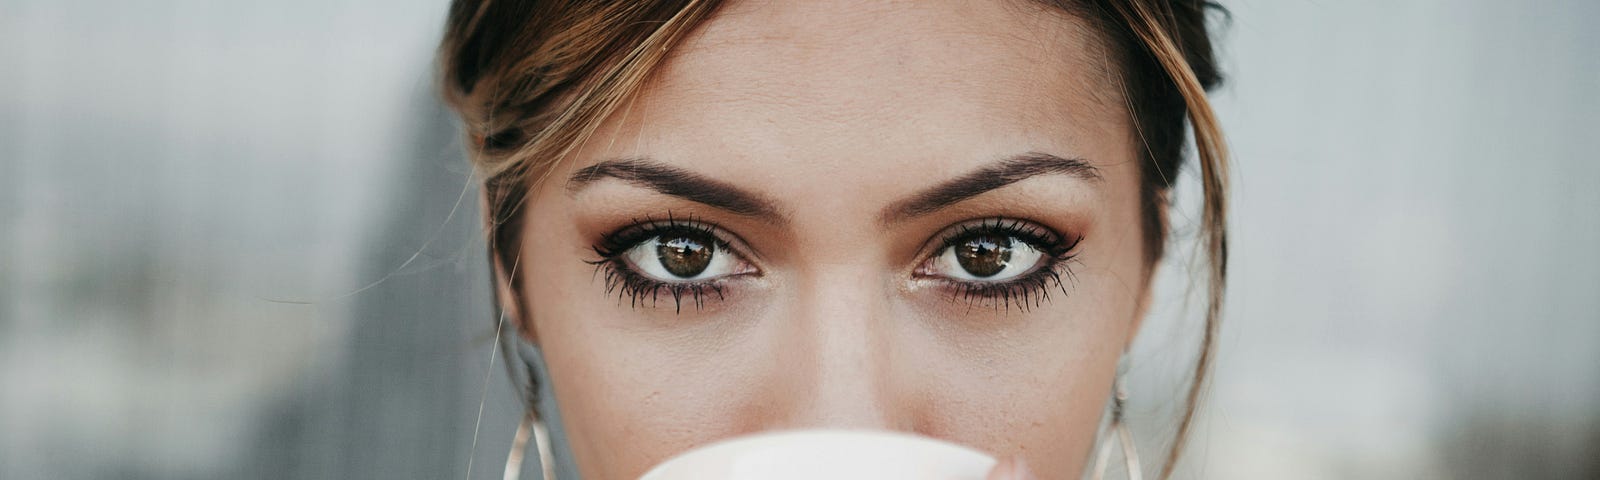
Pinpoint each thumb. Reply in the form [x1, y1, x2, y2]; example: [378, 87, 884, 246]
[984, 456, 1037, 480]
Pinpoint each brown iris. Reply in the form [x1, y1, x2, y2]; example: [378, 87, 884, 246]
[656, 234, 713, 278]
[956, 235, 1013, 278]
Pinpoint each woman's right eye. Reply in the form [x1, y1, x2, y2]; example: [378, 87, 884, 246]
[619, 230, 754, 282]
[589, 219, 760, 312]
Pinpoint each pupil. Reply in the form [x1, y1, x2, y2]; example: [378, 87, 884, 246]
[657, 234, 713, 278]
[956, 235, 1012, 278]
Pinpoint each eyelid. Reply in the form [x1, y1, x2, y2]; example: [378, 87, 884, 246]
[913, 217, 1074, 267]
[587, 215, 764, 313]
[592, 214, 764, 275]
[905, 217, 1083, 312]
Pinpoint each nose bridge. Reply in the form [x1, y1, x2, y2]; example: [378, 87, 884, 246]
[775, 260, 906, 430]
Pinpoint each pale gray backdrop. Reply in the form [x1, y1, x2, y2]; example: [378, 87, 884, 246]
[2, 1, 1595, 479]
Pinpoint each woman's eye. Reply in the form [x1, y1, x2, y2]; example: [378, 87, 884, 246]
[928, 234, 1048, 282]
[621, 230, 749, 281]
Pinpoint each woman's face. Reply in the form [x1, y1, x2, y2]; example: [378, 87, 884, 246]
[509, 1, 1149, 478]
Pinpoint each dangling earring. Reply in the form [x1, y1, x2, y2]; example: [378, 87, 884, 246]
[504, 406, 557, 480]
[1091, 377, 1142, 480]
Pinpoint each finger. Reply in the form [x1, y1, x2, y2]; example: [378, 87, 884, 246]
[985, 456, 1037, 480]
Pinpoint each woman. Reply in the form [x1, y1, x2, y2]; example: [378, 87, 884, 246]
[438, 0, 1227, 478]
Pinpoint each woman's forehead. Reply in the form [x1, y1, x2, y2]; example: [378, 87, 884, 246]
[653, 0, 1122, 122]
[572, 1, 1132, 175]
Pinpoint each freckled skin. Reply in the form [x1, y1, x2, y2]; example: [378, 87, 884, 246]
[505, 1, 1152, 478]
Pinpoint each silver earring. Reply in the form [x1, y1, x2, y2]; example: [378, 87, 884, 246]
[1091, 377, 1142, 480]
[504, 407, 557, 480]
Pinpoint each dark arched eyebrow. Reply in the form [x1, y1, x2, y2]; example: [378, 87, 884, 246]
[567, 158, 788, 223]
[567, 153, 1098, 227]
[878, 152, 1102, 224]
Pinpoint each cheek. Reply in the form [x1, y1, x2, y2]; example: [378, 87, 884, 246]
[901, 189, 1150, 474]
[537, 323, 759, 479]
[519, 204, 776, 478]
[919, 265, 1139, 474]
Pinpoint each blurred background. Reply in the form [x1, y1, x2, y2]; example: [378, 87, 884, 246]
[2, 0, 1595, 479]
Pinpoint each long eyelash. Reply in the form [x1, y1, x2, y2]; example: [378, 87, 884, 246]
[585, 212, 730, 313]
[936, 217, 1084, 313]
[947, 257, 1080, 313]
[939, 217, 1074, 257]
[590, 212, 730, 258]
[591, 261, 727, 314]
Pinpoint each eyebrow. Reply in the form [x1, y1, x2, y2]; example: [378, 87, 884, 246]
[567, 152, 1099, 227]
[879, 152, 1102, 224]
[566, 158, 787, 223]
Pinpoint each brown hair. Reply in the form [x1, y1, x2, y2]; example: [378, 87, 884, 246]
[438, 0, 1227, 477]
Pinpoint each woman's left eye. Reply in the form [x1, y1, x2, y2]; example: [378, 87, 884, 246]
[924, 233, 1049, 282]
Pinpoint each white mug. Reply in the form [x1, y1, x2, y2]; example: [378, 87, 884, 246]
[637, 429, 998, 480]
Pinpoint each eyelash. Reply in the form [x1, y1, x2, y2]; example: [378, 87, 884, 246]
[587, 215, 1082, 313]
[921, 217, 1083, 313]
[586, 213, 738, 313]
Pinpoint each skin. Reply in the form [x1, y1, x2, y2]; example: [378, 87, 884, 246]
[498, 1, 1153, 478]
